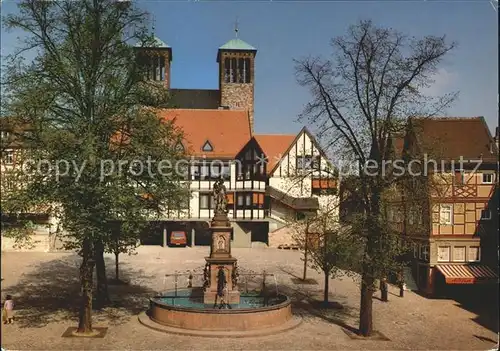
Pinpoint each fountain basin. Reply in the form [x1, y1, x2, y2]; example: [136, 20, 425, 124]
[148, 289, 294, 331]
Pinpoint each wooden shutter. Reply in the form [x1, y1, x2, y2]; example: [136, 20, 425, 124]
[258, 193, 264, 204]
[252, 193, 259, 204]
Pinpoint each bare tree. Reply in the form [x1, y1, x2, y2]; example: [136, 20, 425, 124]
[295, 20, 456, 336]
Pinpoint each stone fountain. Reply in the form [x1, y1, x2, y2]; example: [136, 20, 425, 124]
[140, 178, 301, 336]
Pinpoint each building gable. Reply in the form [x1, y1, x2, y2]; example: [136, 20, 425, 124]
[236, 137, 265, 160]
[268, 127, 334, 178]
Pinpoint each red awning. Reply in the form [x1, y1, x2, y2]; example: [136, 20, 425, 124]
[436, 264, 498, 284]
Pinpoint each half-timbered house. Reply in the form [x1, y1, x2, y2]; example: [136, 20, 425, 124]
[388, 117, 498, 295]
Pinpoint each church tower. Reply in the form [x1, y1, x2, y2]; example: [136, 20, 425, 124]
[217, 26, 257, 133]
[134, 35, 172, 89]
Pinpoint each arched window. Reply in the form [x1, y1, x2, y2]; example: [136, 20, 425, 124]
[238, 58, 245, 83]
[155, 55, 161, 81]
[160, 56, 165, 81]
[244, 58, 251, 83]
[224, 58, 230, 83]
[230, 58, 237, 83]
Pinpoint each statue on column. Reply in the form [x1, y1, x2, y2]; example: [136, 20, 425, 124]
[213, 177, 228, 216]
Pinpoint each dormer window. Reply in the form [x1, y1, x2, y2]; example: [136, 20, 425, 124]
[202, 140, 213, 152]
[175, 142, 185, 153]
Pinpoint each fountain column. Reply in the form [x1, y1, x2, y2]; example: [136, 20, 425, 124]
[203, 178, 240, 306]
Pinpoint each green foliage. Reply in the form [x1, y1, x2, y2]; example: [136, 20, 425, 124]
[1, 0, 189, 254]
[292, 207, 362, 280]
[348, 211, 411, 283]
[0, 218, 39, 250]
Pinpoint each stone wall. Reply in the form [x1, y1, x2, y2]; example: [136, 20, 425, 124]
[220, 84, 254, 132]
[1, 232, 66, 252]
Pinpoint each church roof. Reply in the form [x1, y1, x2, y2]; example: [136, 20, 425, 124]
[219, 38, 256, 51]
[134, 35, 170, 48]
[158, 109, 252, 158]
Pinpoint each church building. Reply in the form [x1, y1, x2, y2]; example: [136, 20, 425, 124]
[134, 30, 339, 248]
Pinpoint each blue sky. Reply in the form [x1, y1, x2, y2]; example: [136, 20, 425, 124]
[1, 0, 498, 135]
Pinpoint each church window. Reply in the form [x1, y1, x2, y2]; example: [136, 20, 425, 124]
[160, 56, 165, 81]
[230, 58, 237, 82]
[238, 58, 245, 83]
[244, 58, 251, 83]
[224, 58, 230, 83]
[155, 56, 161, 81]
[149, 56, 155, 80]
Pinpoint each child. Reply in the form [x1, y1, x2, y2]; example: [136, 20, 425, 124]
[3, 295, 14, 324]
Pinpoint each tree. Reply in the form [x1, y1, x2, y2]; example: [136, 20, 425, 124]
[2, 0, 189, 335]
[291, 206, 360, 305]
[107, 220, 141, 282]
[295, 20, 456, 336]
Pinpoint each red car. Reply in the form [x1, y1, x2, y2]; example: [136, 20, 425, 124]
[170, 231, 187, 247]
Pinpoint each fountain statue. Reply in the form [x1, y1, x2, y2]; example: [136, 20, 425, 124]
[203, 176, 240, 305]
[213, 178, 228, 215]
[214, 266, 231, 309]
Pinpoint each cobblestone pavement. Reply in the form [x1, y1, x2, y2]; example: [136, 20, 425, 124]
[1, 246, 498, 350]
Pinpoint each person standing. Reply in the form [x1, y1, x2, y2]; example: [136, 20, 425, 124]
[3, 295, 14, 324]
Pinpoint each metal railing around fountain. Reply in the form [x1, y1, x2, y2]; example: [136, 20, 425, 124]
[160, 271, 280, 300]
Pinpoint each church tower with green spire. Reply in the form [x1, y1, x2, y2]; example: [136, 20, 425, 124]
[217, 23, 257, 133]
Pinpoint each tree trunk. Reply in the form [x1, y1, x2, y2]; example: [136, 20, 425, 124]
[303, 220, 309, 281]
[94, 239, 109, 308]
[323, 271, 329, 304]
[358, 275, 375, 336]
[115, 251, 119, 281]
[357, 183, 382, 337]
[303, 247, 308, 281]
[77, 240, 95, 334]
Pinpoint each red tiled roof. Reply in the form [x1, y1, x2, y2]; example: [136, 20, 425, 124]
[158, 109, 252, 158]
[410, 117, 498, 162]
[254, 134, 296, 174]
